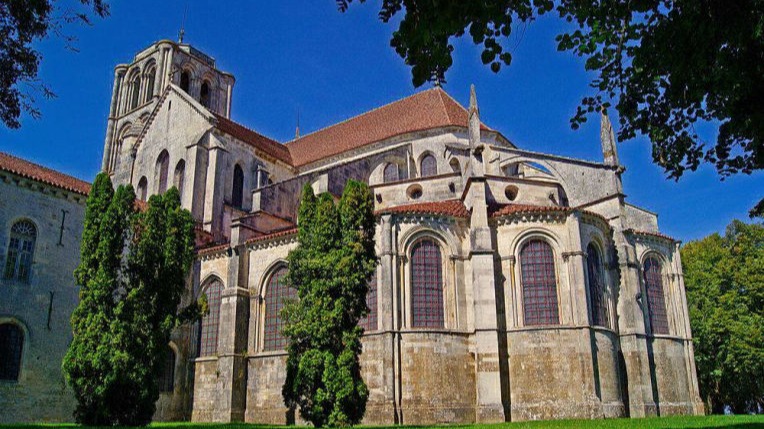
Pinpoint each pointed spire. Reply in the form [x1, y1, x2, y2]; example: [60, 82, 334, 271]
[600, 106, 620, 166]
[469, 84, 478, 115]
[295, 107, 301, 139]
[468, 84, 484, 177]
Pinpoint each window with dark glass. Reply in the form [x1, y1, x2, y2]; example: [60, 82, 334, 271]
[145, 67, 156, 102]
[180, 71, 190, 93]
[586, 244, 609, 327]
[199, 279, 222, 356]
[420, 154, 437, 177]
[130, 75, 141, 110]
[4, 220, 36, 282]
[520, 240, 560, 326]
[411, 239, 444, 328]
[137, 176, 148, 201]
[156, 151, 170, 194]
[359, 271, 378, 332]
[174, 160, 185, 200]
[0, 323, 24, 381]
[263, 267, 295, 351]
[383, 163, 398, 183]
[159, 347, 175, 393]
[200, 81, 211, 107]
[232, 164, 244, 209]
[643, 257, 669, 335]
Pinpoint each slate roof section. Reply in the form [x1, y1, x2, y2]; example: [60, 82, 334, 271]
[0, 151, 91, 196]
[214, 114, 293, 165]
[285, 88, 491, 167]
[376, 199, 470, 218]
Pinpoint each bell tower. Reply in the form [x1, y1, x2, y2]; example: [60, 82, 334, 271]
[101, 40, 235, 176]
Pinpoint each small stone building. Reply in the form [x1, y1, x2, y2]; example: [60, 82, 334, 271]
[1, 39, 704, 424]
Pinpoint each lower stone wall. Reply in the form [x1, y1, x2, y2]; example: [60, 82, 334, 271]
[506, 327, 622, 421]
[399, 332, 476, 424]
[191, 358, 223, 422]
[245, 353, 291, 424]
[650, 337, 699, 416]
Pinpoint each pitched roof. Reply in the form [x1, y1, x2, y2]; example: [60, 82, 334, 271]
[626, 228, 676, 242]
[285, 88, 491, 167]
[376, 199, 470, 218]
[214, 114, 293, 165]
[489, 203, 571, 218]
[0, 151, 91, 196]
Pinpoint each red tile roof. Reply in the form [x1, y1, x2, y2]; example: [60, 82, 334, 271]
[489, 203, 571, 217]
[285, 88, 491, 167]
[376, 199, 470, 218]
[0, 151, 91, 196]
[627, 229, 676, 242]
[214, 114, 293, 165]
[244, 227, 299, 245]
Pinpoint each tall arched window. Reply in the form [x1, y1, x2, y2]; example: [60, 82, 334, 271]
[383, 163, 401, 183]
[263, 266, 295, 351]
[587, 243, 609, 327]
[420, 154, 437, 177]
[137, 176, 148, 201]
[4, 220, 36, 282]
[156, 150, 170, 194]
[643, 257, 669, 335]
[180, 71, 191, 93]
[159, 346, 175, 393]
[200, 81, 211, 108]
[411, 239, 444, 328]
[174, 160, 186, 200]
[0, 323, 24, 381]
[199, 279, 222, 356]
[359, 271, 378, 332]
[144, 66, 156, 102]
[520, 240, 559, 326]
[232, 164, 244, 209]
[130, 74, 141, 110]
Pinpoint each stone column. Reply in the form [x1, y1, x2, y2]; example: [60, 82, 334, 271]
[376, 215, 399, 422]
[102, 68, 126, 172]
[203, 138, 227, 240]
[614, 229, 658, 417]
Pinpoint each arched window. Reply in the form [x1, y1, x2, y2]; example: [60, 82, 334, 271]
[137, 176, 148, 201]
[198, 279, 222, 356]
[449, 158, 461, 173]
[359, 271, 377, 332]
[130, 74, 141, 110]
[144, 66, 156, 102]
[232, 164, 244, 209]
[383, 163, 400, 183]
[174, 160, 186, 200]
[587, 243, 609, 327]
[263, 266, 295, 351]
[420, 154, 437, 177]
[520, 240, 559, 326]
[4, 220, 36, 282]
[200, 81, 211, 108]
[180, 71, 190, 93]
[159, 346, 175, 393]
[0, 323, 24, 381]
[156, 151, 170, 194]
[411, 239, 444, 328]
[643, 257, 669, 335]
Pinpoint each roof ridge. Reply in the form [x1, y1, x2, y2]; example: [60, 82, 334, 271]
[214, 113, 283, 146]
[0, 151, 91, 195]
[436, 88, 461, 125]
[0, 151, 89, 184]
[285, 88, 441, 146]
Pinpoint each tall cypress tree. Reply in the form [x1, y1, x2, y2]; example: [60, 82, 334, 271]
[63, 176, 135, 425]
[282, 181, 377, 427]
[64, 183, 196, 426]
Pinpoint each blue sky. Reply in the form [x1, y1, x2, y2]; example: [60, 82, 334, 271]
[1, 1, 761, 242]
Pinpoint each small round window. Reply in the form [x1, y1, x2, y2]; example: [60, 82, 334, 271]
[407, 184, 423, 200]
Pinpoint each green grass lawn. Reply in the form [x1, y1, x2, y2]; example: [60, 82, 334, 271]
[2, 415, 763, 429]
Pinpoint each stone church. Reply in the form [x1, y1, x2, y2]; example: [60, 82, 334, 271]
[1, 39, 704, 424]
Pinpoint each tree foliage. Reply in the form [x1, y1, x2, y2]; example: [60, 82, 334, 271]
[338, 0, 764, 215]
[63, 174, 197, 426]
[682, 220, 764, 414]
[282, 181, 377, 427]
[0, 0, 109, 129]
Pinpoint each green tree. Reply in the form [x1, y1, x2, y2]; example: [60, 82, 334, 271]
[282, 181, 377, 427]
[63, 174, 135, 425]
[63, 178, 197, 425]
[0, 0, 109, 128]
[682, 220, 764, 414]
[338, 0, 764, 216]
